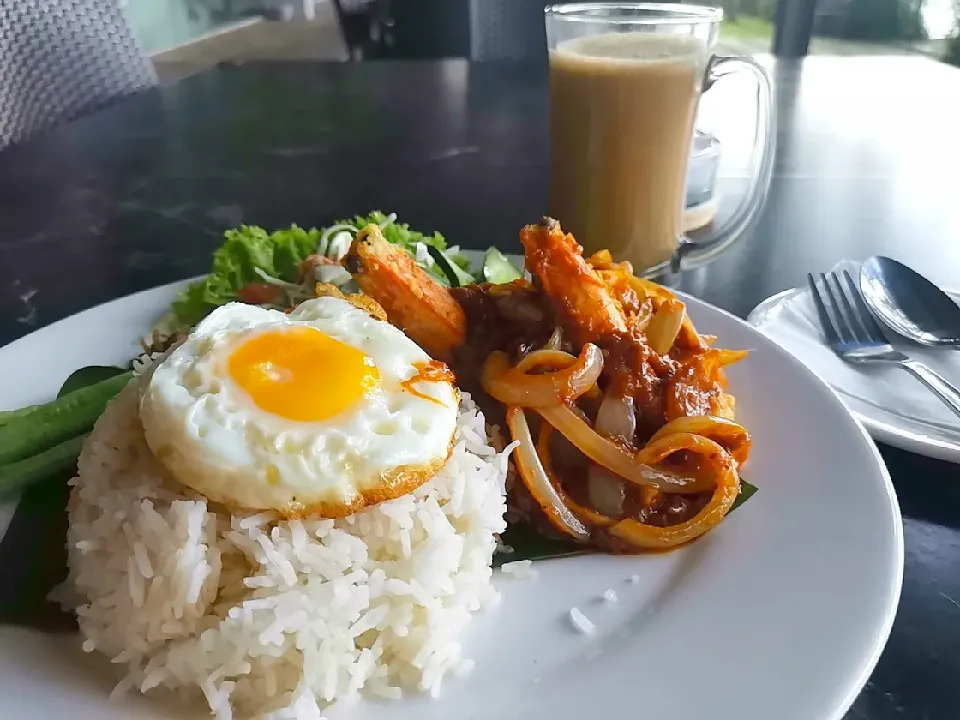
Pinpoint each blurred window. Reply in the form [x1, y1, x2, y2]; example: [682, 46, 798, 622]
[689, 0, 959, 64]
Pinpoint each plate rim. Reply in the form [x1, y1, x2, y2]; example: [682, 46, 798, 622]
[748, 286, 960, 463]
[0, 267, 903, 720]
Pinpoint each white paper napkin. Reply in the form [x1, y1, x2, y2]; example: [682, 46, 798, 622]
[750, 260, 960, 438]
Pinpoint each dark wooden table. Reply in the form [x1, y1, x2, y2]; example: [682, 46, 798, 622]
[1, 56, 959, 719]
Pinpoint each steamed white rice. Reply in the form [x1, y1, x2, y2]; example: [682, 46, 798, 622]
[60, 379, 514, 719]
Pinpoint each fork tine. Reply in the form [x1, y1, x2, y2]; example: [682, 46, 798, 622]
[841, 269, 889, 344]
[820, 272, 856, 342]
[827, 271, 866, 343]
[807, 273, 843, 346]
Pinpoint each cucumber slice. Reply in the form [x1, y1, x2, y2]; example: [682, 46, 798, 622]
[427, 246, 476, 288]
[482, 248, 523, 284]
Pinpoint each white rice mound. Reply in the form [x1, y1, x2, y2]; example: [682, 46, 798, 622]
[61, 379, 514, 719]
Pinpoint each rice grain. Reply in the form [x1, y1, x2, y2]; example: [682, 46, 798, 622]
[61, 382, 512, 719]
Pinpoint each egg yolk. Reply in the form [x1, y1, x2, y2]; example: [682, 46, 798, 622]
[228, 327, 380, 422]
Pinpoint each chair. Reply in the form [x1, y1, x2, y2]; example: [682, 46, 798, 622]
[367, 0, 467, 60]
[0, 0, 157, 150]
[331, 0, 383, 59]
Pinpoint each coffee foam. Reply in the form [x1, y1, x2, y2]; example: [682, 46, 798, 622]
[555, 32, 707, 65]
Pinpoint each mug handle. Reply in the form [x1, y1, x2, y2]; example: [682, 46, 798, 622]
[668, 54, 777, 274]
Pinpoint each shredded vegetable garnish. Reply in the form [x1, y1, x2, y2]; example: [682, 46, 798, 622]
[167, 212, 470, 333]
[317, 224, 357, 255]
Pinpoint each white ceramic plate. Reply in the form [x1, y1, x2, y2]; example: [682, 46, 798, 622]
[0, 265, 903, 720]
[749, 287, 960, 463]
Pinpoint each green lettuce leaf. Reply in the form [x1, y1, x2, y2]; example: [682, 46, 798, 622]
[170, 224, 319, 330]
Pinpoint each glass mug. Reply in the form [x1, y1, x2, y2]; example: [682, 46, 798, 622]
[546, 3, 775, 276]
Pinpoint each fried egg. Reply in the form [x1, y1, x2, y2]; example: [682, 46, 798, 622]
[139, 297, 459, 517]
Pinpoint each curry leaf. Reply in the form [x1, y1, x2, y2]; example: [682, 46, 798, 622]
[493, 523, 589, 566]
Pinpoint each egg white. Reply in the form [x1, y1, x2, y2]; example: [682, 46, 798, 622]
[138, 297, 459, 516]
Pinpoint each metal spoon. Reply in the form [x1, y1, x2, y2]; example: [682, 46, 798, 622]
[860, 256, 960, 347]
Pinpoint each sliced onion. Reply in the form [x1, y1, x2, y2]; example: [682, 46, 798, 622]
[538, 405, 719, 495]
[594, 391, 636, 441]
[609, 449, 740, 550]
[538, 424, 614, 528]
[515, 348, 602, 402]
[328, 231, 353, 261]
[317, 223, 357, 255]
[588, 390, 636, 518]
[588, 467, 625, 519]
[506, 408, 591, 542]
[624, 275, 705, 350]
[482, 344, 603, 408]
[515, 349, 577, 374]
[645, 299, 685, 356]
[546, 327, 563, 350]
[316, 264, 353, 286]
[649, 415, 751, 467]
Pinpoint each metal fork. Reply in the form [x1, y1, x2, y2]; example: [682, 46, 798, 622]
[807, 270, 960, 421]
